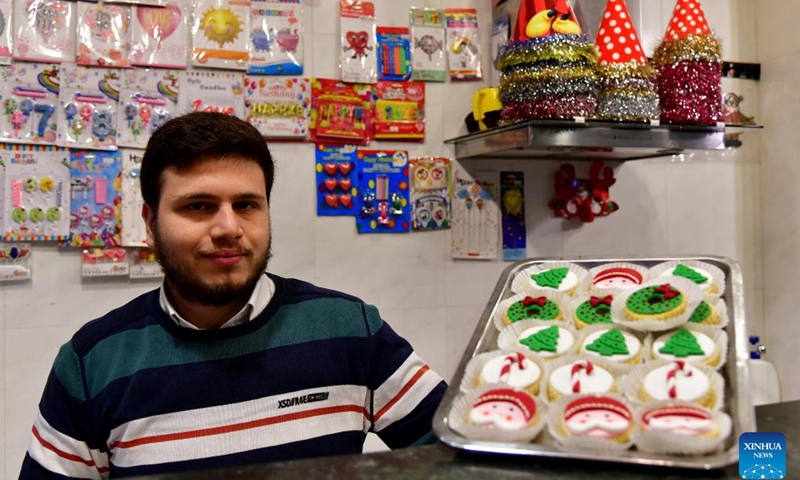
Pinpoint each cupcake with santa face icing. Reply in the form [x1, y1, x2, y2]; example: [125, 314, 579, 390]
[548, 393, 635, 450]
[633, 401, 732, 455]
[448, 384, 547, 443]
[589, 263, 649, 294]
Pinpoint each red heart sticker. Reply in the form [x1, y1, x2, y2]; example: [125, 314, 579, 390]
[338, 162, 353, 176]
[325, 194, 339, 208]
[324, 178, 337, 191]
[339, 194, 352, 208]
[324, 163, 338, 176]
[339, 178, 352, 191]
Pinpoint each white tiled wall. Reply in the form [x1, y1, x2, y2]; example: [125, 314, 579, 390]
[0, 0, 764, 476]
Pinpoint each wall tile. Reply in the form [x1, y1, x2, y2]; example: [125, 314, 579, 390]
[445, 305, 484, 382]
[756, 0, 800, 63]
[762, 287, 800, 401]
[310, 33, 339, 79]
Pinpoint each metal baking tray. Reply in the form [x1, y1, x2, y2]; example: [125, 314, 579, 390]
[432, 255, 754, 470]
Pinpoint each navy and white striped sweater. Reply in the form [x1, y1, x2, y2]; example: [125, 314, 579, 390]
[20, 274, 447, 478]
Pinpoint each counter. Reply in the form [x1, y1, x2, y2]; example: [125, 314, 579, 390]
[133, 400, 798, 480]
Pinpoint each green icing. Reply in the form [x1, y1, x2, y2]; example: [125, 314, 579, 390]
[576, 301, 612, 325]
[673, 264, 709, 285]
[626, 285, 684, 315]
[585, 328, 629, 356]
[688, 301, 713, 324]
[507, 297, 560, 323]
[531, 267, 569, 289]
[519, 325, 560, 353]
[658, 328, 705, 357]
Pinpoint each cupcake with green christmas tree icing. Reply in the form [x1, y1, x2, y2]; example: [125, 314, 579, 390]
[498, 319, 578, 361]
[646, 324, 728, 370]
[648, 260, 725, 297]
[611, 276, 704, 332]
[494, 290, 572, 330]
[512, 262, 591, 297]
[687, 297, 729, 329]
[576, 324, 643, 368]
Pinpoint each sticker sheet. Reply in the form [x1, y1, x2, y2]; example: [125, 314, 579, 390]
[452, 169, 499, 259]
[131, 0, 189, 68]
[57, 64, 121, 150]
[117, 69, 181, 148]
[244, 76, 309, 139]
[68, 149, 122, 248]
[191, 0, 250, 70]
[76, 1, 131, 67]
[13, 0, 76, 63]
[178, 71, 245, 118]
[248, 0, 303, 75]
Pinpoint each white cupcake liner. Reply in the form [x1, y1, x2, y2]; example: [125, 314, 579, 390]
[570, 293, 615, 330]
[543, 354, 627, 404]
[648, 260, 726, 298]
[511, 262, 591, 297]
[497, 319, 580, 361]
[644, 324, 729, 370]
[611, 276, 705, 332]
[632, 401, 733, 455]
[687, 296, 730, 330]
[589, 262, 650, 294]
[461, 349, 547, 394]
[493, 289, 573, 331]
[622, 359, 725, 411]
[574, 323, 645, 371]
[448, 383, 548, 443]
[546, 392, 635, 451]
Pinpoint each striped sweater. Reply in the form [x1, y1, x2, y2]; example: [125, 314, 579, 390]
[20, 274, 447, 479]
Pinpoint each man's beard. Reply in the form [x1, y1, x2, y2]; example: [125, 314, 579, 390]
[152, 225, 271, 307]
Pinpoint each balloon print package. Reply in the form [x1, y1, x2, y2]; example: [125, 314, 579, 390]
[192, 0, 250, 70]
[0, 0, 12, 64]
[77, 1, 131, 67]
[131, 0, 189, 68]
[248, 0, 303, 75]
[13, 0, 76, 63]
[340, 0, 376, 84]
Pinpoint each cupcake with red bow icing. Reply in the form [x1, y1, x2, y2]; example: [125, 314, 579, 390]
[611, 276, 704, 332]
[494, 290, 572, 330]
[571, 294, 614, 330]
[633, 401, 732, 454]
[548, 393, 635, 449]
[448, 384, 547, 442]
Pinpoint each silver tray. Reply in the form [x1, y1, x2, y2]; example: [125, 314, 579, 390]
[432, 255, 754, 470]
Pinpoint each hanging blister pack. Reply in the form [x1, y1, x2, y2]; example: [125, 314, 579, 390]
[179, 71, 246, 117]
[117, 69, 181, 148]
[13, 0, 76, 63]
[131, 0, 189, 68]
[76, 1, 131, 67]
[355, 149, 410, 234]
[68, 150, 122, 248]
[377, 27, 411, 82]
[339, 0, 376, 84]
[120, 148, 147, 247]
[244, 76, 309, 139]
[315, 144, 358, 216]
[445, 8, 481, 81]
[452, 169, 499, 259]
[409, 156, 450, 231]
[310, 78, 372, 145]
[191, 0, 250, 70]
[373, 81, 425, 142]
[0, 0, 12, 65]
[249, 0, 303, 75]
[1, 63, 59, 145]
[57, 64, 121, 150]
[409, 7, 446, 82]
[0, 243, 32, 281]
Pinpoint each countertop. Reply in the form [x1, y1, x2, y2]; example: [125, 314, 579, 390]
[133, 400, 798, 480]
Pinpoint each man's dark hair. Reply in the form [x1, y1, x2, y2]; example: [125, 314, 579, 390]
[140, 112, 275, 210]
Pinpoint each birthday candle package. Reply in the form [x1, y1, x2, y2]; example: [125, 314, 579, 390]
[244, 76, 309, 139]
[315, 144, 358, 217]
[117, 68, 182, 148]
[178, 71, 246, 118]
[377, 26, 410, 82]
[409, 7, 446, 82]
[57, 64, 121, 150]
[68, 149, 122, 248]
[0, 63, 60, 145]
[248, 0, 304, 75]
[373, 81, 425, 142]
[309, 78, 372, 145]
[76, 0, 132, 67]
[409, 156, 450, 231]
[120, 148, 147, 247]
[355, 149, 410, 234]
[131, 0, 189, 68]
[452, 168, 499, 259]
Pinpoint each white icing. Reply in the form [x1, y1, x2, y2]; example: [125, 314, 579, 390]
[531, 269, 578, 292]
[647, 415, 714, 436]
[469, 400, 529, 430]
[652, 330, 715, 362]
[581, 329, 641, 363]
[517, 326, 574, 358]
[593, 275, 641, 290]
[550, 362, 614, 396]
[660, 266, 713, 291]
[481, 355, 541, 388]
[643, 363, 710, 402]
[564, 409, 630, 438]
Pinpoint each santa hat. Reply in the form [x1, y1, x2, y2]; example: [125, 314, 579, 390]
[513, 0, 580, 40]
[564, 395, 631, 421]
[642, 405, 710, 425]
[664, 0, 712, 40]
[595, 0, 647, 65]
[474, 389, 537, 421]
[593, 267, 643, 285]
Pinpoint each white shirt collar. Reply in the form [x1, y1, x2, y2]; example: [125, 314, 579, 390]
[159, 273, 274, 330]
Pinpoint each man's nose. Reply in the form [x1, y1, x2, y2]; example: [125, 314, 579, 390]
[210, 205, 243, 239]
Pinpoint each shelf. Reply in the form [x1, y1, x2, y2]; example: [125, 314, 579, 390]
[444, 119, 762, 161]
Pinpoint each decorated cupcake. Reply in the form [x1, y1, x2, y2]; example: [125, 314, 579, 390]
[634, 402, 732, 455]
[572, 294, 613, 329]
[649, 326, 727, 369]
[463, 350, 545, 396]
[590, 263, 648, 292]
[626, 360, 723, 410]
[494, 291, 570, 330]
[498, 320, 577, 361]
[611, 277, 703, 332]
[687, 298, 728, 328]
[649, 260, 725, 297]
[448, 385, 547, 443]
[578, 325, 643, 367]
[546, 356, 620, 403]
[547, 393, 635, 450]
[512, 262, 590, 296]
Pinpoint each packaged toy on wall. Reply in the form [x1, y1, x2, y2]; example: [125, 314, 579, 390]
[120, 148, 146, 247]
[340, 0, 376, 84]
[491, 14, 510, 86]
[81, 247, 128, 277]
[77, 1, 131, 67]
[310, 78, 372, 145]
[57, 64, 120, 150]
[373, 81, 424, 142]
[409, 7, 446, 82]
[0, 243, 32, 281]
[249, 0, 303, 75]
[445, 8, 481, 81]
[409, 156, 450, 231]
[0, 0, 12, 64]
[244, 76, 309, 139]
[131, 0, 189, 68]
[191, 0, 250, 70]
[68, 149, 122, 247]
[0, 144, 70, 242]
[117, 69, 181, 149]
[355, 149, 410, 234]
[13, 0, 76, 63]
[315, 144, 358, 216]
[178, 71, 246, 118]
[452, 169, 499, 259]
[129, 247, 162, 279]
[500, 171, 526, 261]
[0, 63, 60, 145]
[377, 27, 411, 82]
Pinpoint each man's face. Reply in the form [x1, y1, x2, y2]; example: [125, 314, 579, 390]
[143, 156, 271, 307]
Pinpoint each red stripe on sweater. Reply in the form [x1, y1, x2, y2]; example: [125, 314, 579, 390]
[110, 404, 370, 449]
[374, 364, 430, 422]
[32, 425, 110, 473]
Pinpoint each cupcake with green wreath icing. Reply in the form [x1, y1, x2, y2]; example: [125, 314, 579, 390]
[610, 276, 704, 332]
[511, 262, 591, 297]
[571, 294, 614, 330]
[498, 319, 578, 361]
[648, 260, 726, 297]
[576, 324, 644, 368]
[494, 291, 572, 330]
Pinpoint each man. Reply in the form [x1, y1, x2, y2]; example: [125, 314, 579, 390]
[21, 112, 447, 478]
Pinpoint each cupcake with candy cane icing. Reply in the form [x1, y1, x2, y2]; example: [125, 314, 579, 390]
[625, 359, 724, 410]
[462, 350, 545, 396]
[512, 262, 591, 297]
[545, 355, 622, 403]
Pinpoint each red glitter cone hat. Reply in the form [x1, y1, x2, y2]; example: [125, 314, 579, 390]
[595, 0, 647, 65]
[663, 0, 712, 40]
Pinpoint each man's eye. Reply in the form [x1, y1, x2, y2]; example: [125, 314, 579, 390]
[234, 201, 256, 210]
[186, 203, 207, 211]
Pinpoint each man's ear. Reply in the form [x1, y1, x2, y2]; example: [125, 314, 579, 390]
[142, 203, 156, 248]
